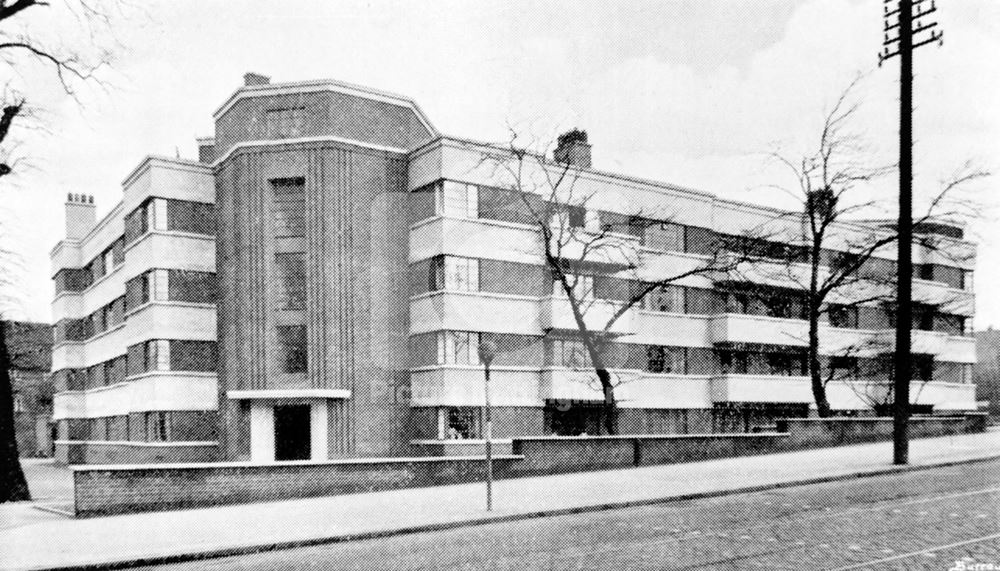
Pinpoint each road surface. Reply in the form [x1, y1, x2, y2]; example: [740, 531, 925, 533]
[140, 458, 1000, 570]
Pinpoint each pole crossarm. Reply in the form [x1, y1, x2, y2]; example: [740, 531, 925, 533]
[878, 0, 942, 67]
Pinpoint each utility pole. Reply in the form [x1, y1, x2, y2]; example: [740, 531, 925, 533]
[879, 0, 942, 465]
[478, 339, 497, 511]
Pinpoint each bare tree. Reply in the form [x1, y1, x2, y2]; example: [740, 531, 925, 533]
[0, 0, 122, 503]
[477, 130, 751, 435]
[761, 77, 987, 418]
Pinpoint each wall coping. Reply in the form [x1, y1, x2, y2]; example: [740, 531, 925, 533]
[779, 415, 979, 423]
[513, 433, 789, 442]
[71, 454, 526, 472]
[56, 440, 217, 447]
[410, 439, 514, 445]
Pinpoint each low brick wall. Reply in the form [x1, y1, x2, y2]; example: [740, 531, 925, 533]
[509, 433, 790, 476]
[776, 414, 987, 449]
[70, 414, 986, 516]
[74, 455, 523, 517]
[409, 439, 514, 457]
[55, 441, 219, 466]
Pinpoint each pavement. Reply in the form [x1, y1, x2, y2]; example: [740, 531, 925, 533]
[1, 430, 999, 571]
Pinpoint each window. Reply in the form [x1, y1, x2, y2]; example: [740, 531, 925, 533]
[168, 270, 217, 304]
[147, 412, 169, 442]
[479, 260, 546, 296]
[551, 338, 590, 368]
[911, 354, 934, 382]
[169, 341, 218, 372]
[167, 200, 215, 235]
[685, 288, 716, 315]
[553, 274, 594, 300]
[274, 254, 306, 309]
[643, 221, 685, 252]
[273, 178, 306, 237]
[766, 352, 805, 376]
[437, 331, 480, 365]
[551, 204, 586, 229]
[266, 107, 306, 138]
[444, 257, 479, 291]
[684, 226, 716, 255]
[126, 272, 152, 308]
[12, 393, 24, 414]
[719, 349, 805, 377]
[54, 268, 92, 293]
[917, 264, 934, 281]
[277, 325, 307, 373]
[647, 346, 685, 374]
[934, 313, 967, 337]
[828, 305, 859, 329]
[103, 249, 115, 274]
[645, 285, 685, 313]
[144, 340, 170, 372]
[444, 407, 479, 439]
[440, 181, 478, 218]
[409, 182, 440, 223]
[478, 185, 543, 225]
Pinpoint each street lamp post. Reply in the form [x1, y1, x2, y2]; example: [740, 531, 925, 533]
[478, 338, 497, 511]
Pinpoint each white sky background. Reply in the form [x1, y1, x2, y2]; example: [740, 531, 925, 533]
[0, 0, 997, 326]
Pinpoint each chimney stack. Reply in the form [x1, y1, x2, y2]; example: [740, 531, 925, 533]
[196, 136, 215, 163]
[553, 128, 592, 169]
[243, 72, 271, 86]
[65, 193, 96, 240]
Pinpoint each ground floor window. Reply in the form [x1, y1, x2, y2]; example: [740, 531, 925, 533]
[712, 402, 808, 433]
[442, 407, 480, 439]
[544, 400, 603, 436]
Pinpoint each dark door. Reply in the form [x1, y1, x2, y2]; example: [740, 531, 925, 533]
[274, 404, 311, 461]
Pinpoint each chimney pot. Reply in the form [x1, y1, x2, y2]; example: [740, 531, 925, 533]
[553, 128, 592, 169]
[65, 192, 96, 240]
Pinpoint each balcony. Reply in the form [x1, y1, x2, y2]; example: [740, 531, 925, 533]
[912, 381, 977, 411]
[410, 216, 540, 265]
[540, 296, 634, 335]
[710, 374, 813, 404]
[939, 335, 976, 363]
[541, 369, 712, 409]
[410, 291, 542, 335]
[913, 278, 974, 316]
[709, 314, 808, 347]
[410, 366, 542, 407]
[630, 311, 712, 347]
[52, 372, 219, 420]
[126, 302, 217, 343]
[124, 231, 215, 278]
[870, 328, 950, 357]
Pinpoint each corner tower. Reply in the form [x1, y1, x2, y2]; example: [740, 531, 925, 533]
[213, 74, 436, 461]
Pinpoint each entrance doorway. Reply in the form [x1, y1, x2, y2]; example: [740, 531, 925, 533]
[274, 404, 311, 461]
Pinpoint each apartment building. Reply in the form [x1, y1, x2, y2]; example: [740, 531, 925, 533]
[51, 74, 978, 464]
[50, 158, 219, 464]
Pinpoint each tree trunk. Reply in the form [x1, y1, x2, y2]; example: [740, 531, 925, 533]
[597, 368, 618, 435]
[808, 241, 832, 418]
[808, 310, 831, 418]
[0, 320, 31, 502]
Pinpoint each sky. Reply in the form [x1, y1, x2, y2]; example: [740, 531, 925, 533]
[0, 0, 998, 327]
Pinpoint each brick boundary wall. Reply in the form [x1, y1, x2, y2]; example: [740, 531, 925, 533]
[508, 433, 790, 476]
[775, 414, 988, 449]
[74, 455, 524, 517]
[71, 414, 985, 517]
